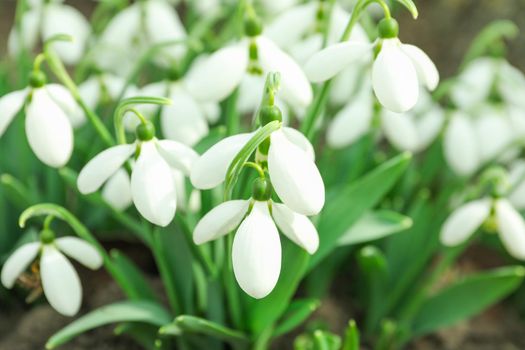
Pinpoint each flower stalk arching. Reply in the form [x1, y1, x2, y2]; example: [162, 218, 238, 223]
[42, 35, 115, 146]
[113, 96, 172, 144]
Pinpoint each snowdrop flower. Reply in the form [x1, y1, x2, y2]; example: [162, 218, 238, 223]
[8, 0, 90, 65]
[0, 71, 83, 167]
[441, 197, 525, 260]
[93, 0, 187, 75]
[123, 65, 220, 146]
[191, 105, 323, 216]
[451, 57, 525, 110]
[1, 230, 103, 316]
[305, 18, 439, 113]
[101, 169, 133, 211]
[78, 74, 130, 110]
[77, 121, 199, 226]
[193, 177, 319, 298]
[444, 105, 520, 176]
[186, 11, 312, 111]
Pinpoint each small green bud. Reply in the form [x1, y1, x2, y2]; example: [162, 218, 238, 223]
[167, 64, 181, 81]
[29, 70, 47, 88]
[136, 121, 155, 141]
[252, 177, 272, 201]
[378, 18, 399, 39]
[40, 229, 55, 244]
[244, 15, 263, 37]
[249, 41, 259, 60]
[259, 105, 282, 125]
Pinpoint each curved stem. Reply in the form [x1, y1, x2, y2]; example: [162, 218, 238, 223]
[244, 162, 265, 178]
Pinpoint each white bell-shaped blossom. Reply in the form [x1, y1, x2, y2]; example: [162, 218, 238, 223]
[77, 137, 198, 226]
[185, 36, 313, 111]
[305, 26, 439, 113]
[444, 105, 519, 176]
[1, 236, 103, 316]
[451, 57, 525, 110]
[0, 83, 83, 167]
[93, 0, 187, 75]
[193, 199, 319, 298]
[440, 197, 525, 260]
[8, 0, 90, 65]
[190, 127, 323, 216]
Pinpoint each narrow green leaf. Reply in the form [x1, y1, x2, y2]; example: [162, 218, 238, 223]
[273, 298, 321, 337]
[46, 300, 171, 349]
[342, 320, 360, 350]
[163, 315, 249, 345]
[337, 210, 412, 246]
[311, 152, 411, 269]
[224, 120, 281, 199]
[395, 0, 418, 19]
[412, 266, 525, 336]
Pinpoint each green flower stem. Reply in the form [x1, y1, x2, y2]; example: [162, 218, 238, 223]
[300, 0, 391, 141]
[19, 204, 140, 299]
[243, 161, 265, 178]
[223, 233, 243, 330]
[43, 41, 115, 147]
[225, 88, 240, 136]
[152, 227, 182, 315]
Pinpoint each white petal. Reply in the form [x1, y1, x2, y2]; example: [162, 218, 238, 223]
[161, 89, 209, 146]
[8, 10, 40, 56]
[327, 87, 373, 148]
[372, 39, 419, 113]
[190, 133, 252, 189]
[401, 44, 439, 91]
[474, 108, 512, 162]
[201, 102, 221, 124]
[268, 130, 325, 215]
[55, 237, 103, 270]
[264, 3, 316, 48]
[289, 34, 323, 65]
[508, 160, 525, 210]
[443, 112, 480, 176]
[414, 105, 445, 150]
[0, 89, 27, 137]
[236, 74, 264, 114]
[102, 169, 133, 211]
[232, 201, 281, 298]
[329, 65, 362, 106]
[186, 44, 248, 102]
[42, 4, 90, 64]
[272, 202, 319, 254]
[194, 200, 250, 244]
[77, 144, 135, 194]
[131, 142, 177, 226]
[304, 41, 372, 82]
[40, 246, 82, 316]
[258, 36, 313, 108]
[156, 139, 199, 175]
[78, 77, 100, 110]
[498, 61, 525, 108]
[1, 242, 40, 289]
[381, 110, 419, 152]
[451, 58, 495, 109]
[144, 0, 187, 61]
[496, 199, 525, 260]
[282, 127, 315, 161]
[45, 84, 85, 128]
[25, 88, 74, 167]
[440, 198, 491, 246]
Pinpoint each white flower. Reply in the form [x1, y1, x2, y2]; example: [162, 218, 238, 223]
[93, 0, 187, 75]
[77, 137, 198, 226]
[451, 57, 525, 110]
[78, 74, 130, 110]
[0, 83, 83, 167]
[440, 197, 525, 260]
[190, 127, 324, 215]
[185, 36, 313, 110]
[8, 0, 90, 65]
[444, 106, 518, 176]
[304, 25, 439, 113]
[193, 199, 318, 298]
[1, 236, 102, 316]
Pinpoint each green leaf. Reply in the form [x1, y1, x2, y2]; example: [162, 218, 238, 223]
[224, 120, 281, 199]
[46, 300, 171, 349]
[161, 315, 249, 346]
[342, 320, 360, 350]
[394, 0, 418, 19]
[273, 298, 321, 337]
[311, 152, 411, 269]
[337, 210, 412, 246]
[412, 266, 525, 336]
